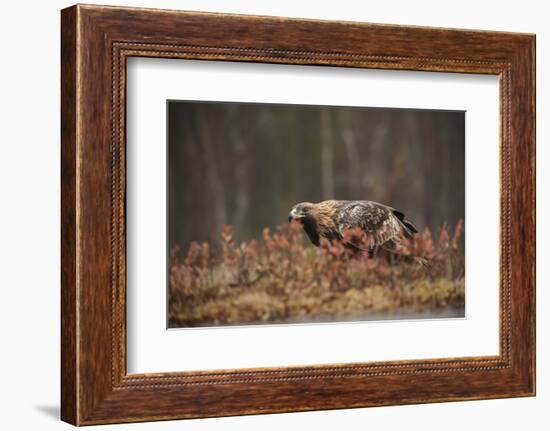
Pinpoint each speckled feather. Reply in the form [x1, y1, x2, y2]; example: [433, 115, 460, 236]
[335, 200, 411, 248]
[290, 200, 418, 253]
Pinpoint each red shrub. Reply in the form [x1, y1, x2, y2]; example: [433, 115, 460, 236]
[169, 221, 465, 327]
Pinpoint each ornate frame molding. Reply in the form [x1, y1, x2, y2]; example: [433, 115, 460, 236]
[61, 5, 534, 425]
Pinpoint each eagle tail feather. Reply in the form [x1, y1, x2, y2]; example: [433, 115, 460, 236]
[381, 241, 430, 268]
[415, 256, 431, 268]
[392, 210, 418, 236]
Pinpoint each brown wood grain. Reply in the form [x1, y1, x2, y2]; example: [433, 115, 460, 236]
[61, 4, 535, 425]
[60, 5, 78, 425]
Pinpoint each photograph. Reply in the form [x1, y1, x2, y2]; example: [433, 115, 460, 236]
[167, 100, 466, 328]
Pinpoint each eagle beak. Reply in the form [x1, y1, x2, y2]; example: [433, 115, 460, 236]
[288, 208, 300, 222]
[288, 208, 304, 222]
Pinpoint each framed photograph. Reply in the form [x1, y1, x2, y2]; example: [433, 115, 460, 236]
[61, 4, 535, 425]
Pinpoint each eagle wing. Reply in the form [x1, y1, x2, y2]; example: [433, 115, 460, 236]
[335, 201, 408, 249]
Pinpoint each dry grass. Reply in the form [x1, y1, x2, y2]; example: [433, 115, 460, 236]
[168, 220, 465, 327]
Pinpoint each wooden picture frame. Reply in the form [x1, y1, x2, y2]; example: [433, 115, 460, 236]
[61, 4, 535, 425]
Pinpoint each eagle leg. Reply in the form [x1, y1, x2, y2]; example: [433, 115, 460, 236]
[368, 246, 379, 259]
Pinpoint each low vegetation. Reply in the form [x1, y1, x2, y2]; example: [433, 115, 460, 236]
[168, 220, 465, 327]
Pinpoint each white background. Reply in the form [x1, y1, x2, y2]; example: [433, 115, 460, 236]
[127, 59, 499, 373]
[0, 0, 546, 430]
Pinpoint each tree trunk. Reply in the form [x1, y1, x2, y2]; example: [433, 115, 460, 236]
[196, 108, 226, 234]
[320, 109, 335, 199]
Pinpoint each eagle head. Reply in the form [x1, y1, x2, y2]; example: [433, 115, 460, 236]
[288, 202, 326, 246]
[288, 201, 346, 247]
[288, 202, 315, 223]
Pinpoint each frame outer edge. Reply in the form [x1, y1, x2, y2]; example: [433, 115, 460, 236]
[61, 4, 79, 426]
[526, 35, 536, 395]
[506, 35, 536, 395]
[531, 35, 536, 396]
[522, 34, 536, 395]
[61, 4, 536, 425]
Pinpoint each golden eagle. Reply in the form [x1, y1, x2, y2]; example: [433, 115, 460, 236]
[288, 200, 428, 266]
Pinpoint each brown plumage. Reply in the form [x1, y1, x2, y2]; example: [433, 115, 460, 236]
[288, 200, 428, 266]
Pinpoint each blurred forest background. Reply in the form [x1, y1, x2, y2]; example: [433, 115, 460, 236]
[168, 101, 465, 254]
